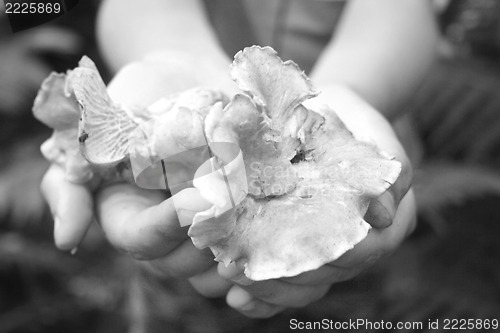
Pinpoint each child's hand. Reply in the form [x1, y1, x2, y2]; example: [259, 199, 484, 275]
[216, 86, 417, 318]
[41, 166, 234, 295]
[97, 184, 235, 296]
[39, 54, 239, 297]
[40, 65, 415, 319]
[217, 192, 416, 318]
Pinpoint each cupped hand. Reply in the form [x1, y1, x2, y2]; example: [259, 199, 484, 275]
[216, 85, 417, 318]
[40, 53, 238, 295]
[41, 163, 233, 294]
[40, 62, 416, 319]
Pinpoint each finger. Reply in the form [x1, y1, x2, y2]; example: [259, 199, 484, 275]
[217, 257, 359, 287]
[142, 241, 215, 278]
[363, 146, 412, 229]
[333, 189, 417, 268]
[226, 285, 285, 318]
[364, 190, 396, 228]
[219, 262, 330, 307]
[234, 279, 330, 308]
[364, 153, 412, 229]
[96, 185, 211, 259]
[282, 264, 363, 285]
[307, 86, 413, 228]
[41, 164, 93, 250]
[188, 265, 233, 298]
[360, 122, 412, 229]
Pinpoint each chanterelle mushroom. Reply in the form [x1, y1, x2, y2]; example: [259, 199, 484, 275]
[33, 46, 401, 281]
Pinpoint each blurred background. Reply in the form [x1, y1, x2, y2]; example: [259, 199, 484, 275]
[0, 0, 499, 332]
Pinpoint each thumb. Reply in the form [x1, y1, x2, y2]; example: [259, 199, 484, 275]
[96, 185, 210, 259]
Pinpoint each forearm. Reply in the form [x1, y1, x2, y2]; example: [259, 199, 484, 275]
[310, 0, 439, 119]
[96, 0, 235, 92]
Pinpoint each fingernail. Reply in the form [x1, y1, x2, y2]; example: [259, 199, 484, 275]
[366, 194, 396, 228]
[240, 300, 255, 312]
[377, 203, 393, 225]
[378, 195, 396, 223]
